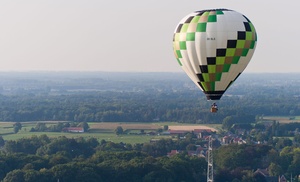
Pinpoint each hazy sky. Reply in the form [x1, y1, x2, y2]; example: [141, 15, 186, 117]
[0, 0, 299, 73]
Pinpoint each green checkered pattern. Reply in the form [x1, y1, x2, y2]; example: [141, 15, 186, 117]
[173, 9, 257, 93]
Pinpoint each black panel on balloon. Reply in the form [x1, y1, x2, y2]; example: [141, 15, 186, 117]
[207, 57, 216, 65]
[238, 31, 246, 40]
[227, 40, 237, 48]
[176, 24, 183, 33]
[200, 66, 208, 73]
[185, 16, 194, 23]
[244, 22, 251, 31]
[197, 82, 205, 90]
[216, 49, 226, 57]
[197, 74, 204, 82]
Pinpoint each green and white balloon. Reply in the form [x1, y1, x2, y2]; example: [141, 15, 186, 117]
[173, 9, 257, 100]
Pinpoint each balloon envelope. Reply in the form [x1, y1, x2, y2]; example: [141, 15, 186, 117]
[173, 9, 257, 100]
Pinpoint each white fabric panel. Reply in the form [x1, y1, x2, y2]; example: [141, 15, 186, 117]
[216, 31, 227, 49]
[227, 31, 238, 40]
[186, 41, 201, 73]
[180, 50, 202, 90]
[195, 32, 208, 67]
[180, 50, 195, 77]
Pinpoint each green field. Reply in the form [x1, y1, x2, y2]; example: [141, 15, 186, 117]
[262, 116, 300, 123]
[2, 132, 169, 144]
[0, 121, 219, 144]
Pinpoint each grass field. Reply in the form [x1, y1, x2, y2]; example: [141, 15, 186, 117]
[262, 116, 300, 123]
[0, 121, 220, 144]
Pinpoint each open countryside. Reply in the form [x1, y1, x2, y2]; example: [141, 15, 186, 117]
[263, 116, 300, 123]
[2, 115, 297, 142]
[0, 121, 219, 144]
[0, 72, 300, 181]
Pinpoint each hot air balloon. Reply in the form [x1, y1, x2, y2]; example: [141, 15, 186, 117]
[173, 9, 257, 112]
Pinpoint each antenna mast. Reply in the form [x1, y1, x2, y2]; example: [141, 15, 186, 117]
[207, 136, 213, 182]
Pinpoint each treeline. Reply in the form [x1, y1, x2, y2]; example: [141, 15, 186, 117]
[1, 135, 300, 181]
[0, 89, 299, 123]
[0, 135, 208, 182]
[0, 72, 299, 123]
[214, 144, 300, 181]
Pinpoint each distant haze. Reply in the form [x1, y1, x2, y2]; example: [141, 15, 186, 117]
[0, 0, 299, 73]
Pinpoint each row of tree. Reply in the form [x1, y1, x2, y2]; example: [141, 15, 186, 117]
[0, 135, 208, 181]
[0, 88, 299, 123]
[1, 134, 300, 181]
[0, 73, 299, 124]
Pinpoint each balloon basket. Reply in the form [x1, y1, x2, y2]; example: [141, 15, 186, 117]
[210, 107, 218, 113]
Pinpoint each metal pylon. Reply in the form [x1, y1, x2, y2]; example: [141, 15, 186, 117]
[207, 136, 213, 182]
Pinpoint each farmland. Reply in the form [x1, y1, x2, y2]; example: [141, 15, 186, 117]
[0, 121, 219, 144]
[262, 116, 300, 123]
[1, 115, 299, 144]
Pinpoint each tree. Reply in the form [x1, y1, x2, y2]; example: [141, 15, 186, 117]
[214, 144, 271, 171]
[3, 169, 24, 182]
[23, 169, 43, 182]
[34, 123, 47, 132]
[77, 122, 89, 132]
[186, 144, 196, 151]
[287, 148, 300, 176]
[268, 162, 283, 177]
[294, 134, 300, 143]
[275, 138, 293, 149]
[222, 116, 234, 130]
[157, 128, 163, 133]
[115, 126, 123, 135]
[0, 136, 5, 147]
[4, 141, 21, 153]
[163, 125, 168, 131]
[13, 122, 22, 133]
[13, 127, 19, 134]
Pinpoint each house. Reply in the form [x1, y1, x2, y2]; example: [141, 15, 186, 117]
[62, 127, 84, 133]
[187, 146, 207, 158]
[168, 130, 188, 135]
[232, 137, 245, 144]
[222, 135, 246, 145]
[278, 175, 287, 182]
[254, 168, 277, 182]
[167, 147, 206, 158]
[194, 129, 213, 138]
[222, 136, 231, 144]
[168, 129, 214, 138]
[167, 150, 181, 157]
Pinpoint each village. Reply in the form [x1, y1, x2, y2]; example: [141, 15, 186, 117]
[20, 120, 300, 181]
